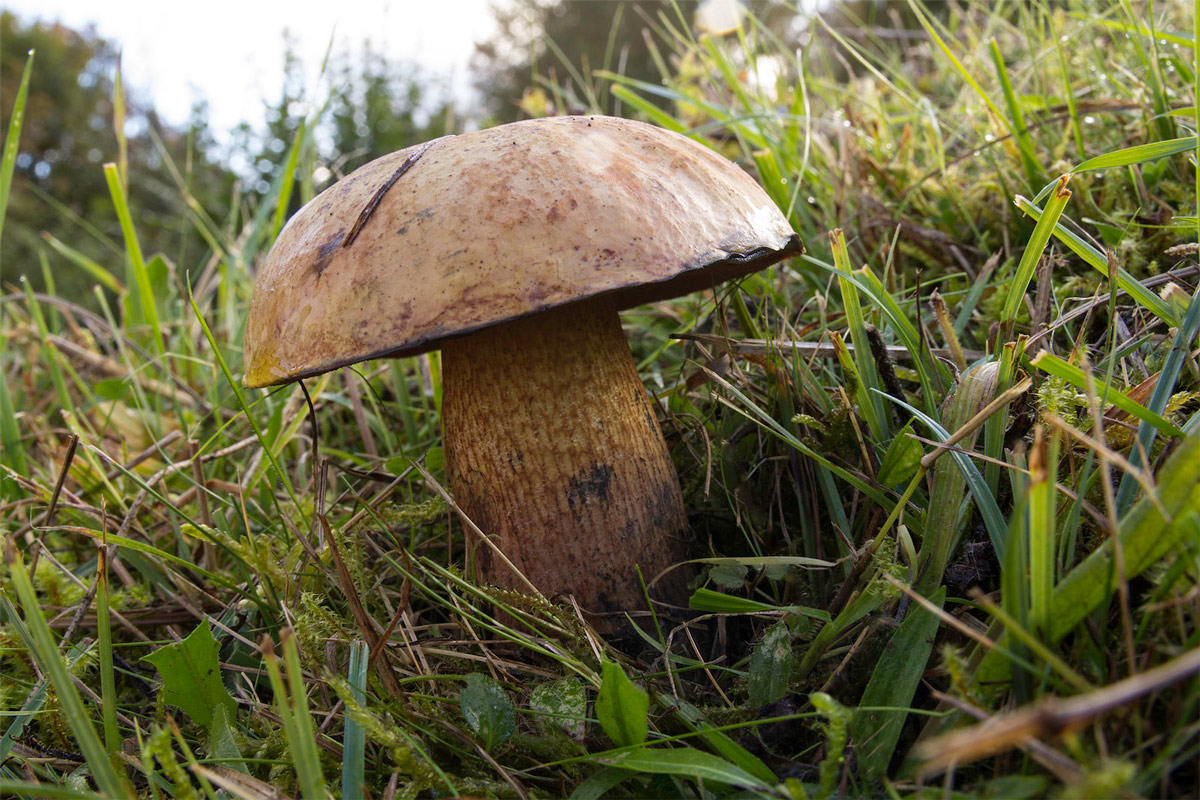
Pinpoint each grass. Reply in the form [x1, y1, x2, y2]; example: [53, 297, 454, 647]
[2, 0, 1199, 797]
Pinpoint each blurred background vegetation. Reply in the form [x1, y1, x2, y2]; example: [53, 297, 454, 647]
[1, 1, 928, 303]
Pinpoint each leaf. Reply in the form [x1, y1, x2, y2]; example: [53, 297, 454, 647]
[850, 587, 946, 782]
[748, 621, 793, 707]
[460, 673, 515, 751]
[595, 659, 648, 748]
[530, 677, 587, 740]
[567, 767, 631, 800]
[207, 703, 246, 773]
[142, 618, 236, 730]
[876, 423, 922, 486]
[598, 747, 773, 792]
[708, 562, 748, 588]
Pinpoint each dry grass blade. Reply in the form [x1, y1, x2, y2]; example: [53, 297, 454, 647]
[917, 647, 1200, 777]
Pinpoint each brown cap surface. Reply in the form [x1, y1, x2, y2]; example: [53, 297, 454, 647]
[244, 115, 802, 388]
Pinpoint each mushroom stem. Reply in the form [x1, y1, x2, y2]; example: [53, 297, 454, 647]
[441, 298, 689, 624]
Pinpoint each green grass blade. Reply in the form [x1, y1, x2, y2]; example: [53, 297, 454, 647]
[0, 49, 33, 245]
[1014, 195, 1177, 325]
[104, 162, 164, 356]
[850, 586, 946, 782]
[1, 546, 129, 798]
[975, 427, 1200, 686]
[1115, 286, 1200, 511]
[1027, 432, 1058, 634]
[264, 630, 327, 800]
[830, 228, 887, 439]
[341, 640, 368, 800]
[41, 231, 125, 293]
[907, 0, 1011, 136]
[1005, 177, 1071, 325]
[271, 120, 306, 242]
[990, 40, 1042, 190]
[1031, 352, 1185, 439]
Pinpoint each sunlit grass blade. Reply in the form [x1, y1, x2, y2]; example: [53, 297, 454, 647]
[830, 228, 886, 439]
[1031, 137, 1200, 203]
[271, 120, 306, 242]
[1014, 195, 1177, 325]
[907, 0, 1010, 138]
[1027, 428, 1058, 635]
[1005, 176, 1071, 326]
[105, 162, 164, 356]
[975, 427, 1200, 686]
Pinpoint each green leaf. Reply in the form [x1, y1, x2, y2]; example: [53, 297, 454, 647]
[599, 747, 773, 792]
[850, 587, 946, 782]
[708, 562, 749, 588]
[530, 677, 587, 740]
[747, 621, 793, 707]
[207, 703, 246, 773]
[567, 767, 631, 800]
[595, 659, 648, 748]
[142, 618, 236, 730]
[876, 423, 922, 486]
[460, 673, 515, 751]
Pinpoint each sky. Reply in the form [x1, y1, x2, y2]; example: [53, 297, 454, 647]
[6, 0, 501, 135]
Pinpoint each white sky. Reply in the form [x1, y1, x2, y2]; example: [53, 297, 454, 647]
[6, 0, 501, 134]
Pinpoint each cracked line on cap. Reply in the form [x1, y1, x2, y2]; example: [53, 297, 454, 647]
[342, 137, 450, 248]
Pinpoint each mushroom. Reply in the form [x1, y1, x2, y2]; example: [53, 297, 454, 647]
[244, 115, 801, 625]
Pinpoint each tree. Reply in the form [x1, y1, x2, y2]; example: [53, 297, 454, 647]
[0, 12, 237, 303]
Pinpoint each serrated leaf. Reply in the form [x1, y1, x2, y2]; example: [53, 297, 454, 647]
[142, 618, 236, 730]
[595, 659, 648, 748]
[877, 423, 922, 486]
[460, 673, 514, 751]
[530, 677, 587, 740]
[748, 621, 793, 706]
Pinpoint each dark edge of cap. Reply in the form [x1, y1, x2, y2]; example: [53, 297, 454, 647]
[243, 232, 804, 389]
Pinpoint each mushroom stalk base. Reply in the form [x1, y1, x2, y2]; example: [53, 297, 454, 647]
[441, 300, 689, 624]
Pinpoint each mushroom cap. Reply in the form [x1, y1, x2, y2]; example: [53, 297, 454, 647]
[244, 115, 802, 388]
